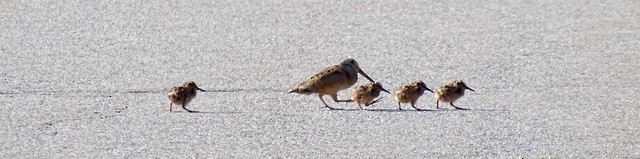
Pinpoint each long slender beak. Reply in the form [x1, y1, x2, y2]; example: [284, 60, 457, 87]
[465, 86, 475, 92]
[196, 87, 206, 92]
[422, 85, 435, 93]
[381, 88, 390, 94]
[358, 69, 375, 82]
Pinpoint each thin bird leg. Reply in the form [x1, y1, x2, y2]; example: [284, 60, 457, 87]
[170, 103, 173, 112]
[357, 103, 363, 110]
[318, 94, 337, 110]
[411, 101, 423, 111]
[450, 102, 465, 110]
[398, 102, 402, 110]
[436, 101, 440, 109]
[331, 94, 354, 103]
[181, 103, 196, 113]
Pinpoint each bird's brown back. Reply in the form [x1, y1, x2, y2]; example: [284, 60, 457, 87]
[168, 86, 198, 104]
[395, 83, 425, 103]
[293, 64, 358, 95]
[351, 83, 380, 104]
[436, 83, 464, 102]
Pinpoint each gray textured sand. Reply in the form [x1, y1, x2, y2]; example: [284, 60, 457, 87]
[1, 0, 639, 158]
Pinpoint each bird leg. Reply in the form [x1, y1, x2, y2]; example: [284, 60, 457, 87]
[450, 102, 466, 110]
[181, 104, 197, 113]
[318, 94, 339, 110]
[327, 94, 349, 110]
[366, 97, 383, 106]
[169, 103, 173, 112]
[436, 101, 440, 109]
[398, 102, 402, 110]
[411, 101, 423, 111]
[330, 94, 353, 103]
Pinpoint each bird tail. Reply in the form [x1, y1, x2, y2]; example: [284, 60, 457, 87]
[289, 87, 312, 94]
[289, 88, 299, 93]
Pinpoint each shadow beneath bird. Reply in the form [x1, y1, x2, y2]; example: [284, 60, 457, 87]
[467, 108, 510, 112]
[432, 107, 508, 112]
[319, 107, 361, 111]
[170, 110, 242, 114]
[364, 108, 437, 112]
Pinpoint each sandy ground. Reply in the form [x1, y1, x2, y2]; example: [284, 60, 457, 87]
[1, 0, 639, 158]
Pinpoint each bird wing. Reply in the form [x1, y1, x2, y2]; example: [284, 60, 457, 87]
[167, 87, 178, 96]
[167, 87, 184, 102]
[351, 85, 366, 96]
[295, 66, 349, 93]
[174, 86, 194, 99]
[405, 85, 421, 94]
[396, 84, 424, 101]
[438, 84, 457, 95]
[395, 85, 411, 99]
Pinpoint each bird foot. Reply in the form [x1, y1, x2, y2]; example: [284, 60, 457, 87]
[417, 108, 436, 111]
[324, 106, 344, 110]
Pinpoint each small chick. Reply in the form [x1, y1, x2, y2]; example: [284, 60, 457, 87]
[289, 58, 376, 110]
[351, 82, 390, 110]
[167, 81, 205, 113]
[435, 80, 475, 110]
[395, 81, 434, 110]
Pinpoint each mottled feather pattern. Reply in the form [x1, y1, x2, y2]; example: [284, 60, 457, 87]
[395, 82, 426, 103]
[167, 81, 204, 112]
[293, 63, 357, 95]
[289, 58, 375, 109]
[352, 84, 375, 104]
[168, 86, 197, 104]
[436, 81, 467, 102]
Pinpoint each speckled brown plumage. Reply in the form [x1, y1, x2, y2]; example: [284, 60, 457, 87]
[351, 82, 390, 109]
[167, 81, 205, 113]
[435, 80, 475, 110]
[395, 81, 434, 110]
[289, 58, 376, 110]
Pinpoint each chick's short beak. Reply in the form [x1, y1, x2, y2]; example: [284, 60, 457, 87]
[465, 86, 475, 92]
[381, 88, 390, 94]
[423, 85, 434, 93]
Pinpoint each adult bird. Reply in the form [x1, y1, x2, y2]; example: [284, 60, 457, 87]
[290, 58, 376, 110]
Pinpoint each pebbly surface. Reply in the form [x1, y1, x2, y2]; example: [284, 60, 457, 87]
[1, 0, 639, 158]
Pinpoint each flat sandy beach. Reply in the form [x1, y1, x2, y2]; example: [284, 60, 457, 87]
[1, 0, 639, 158]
